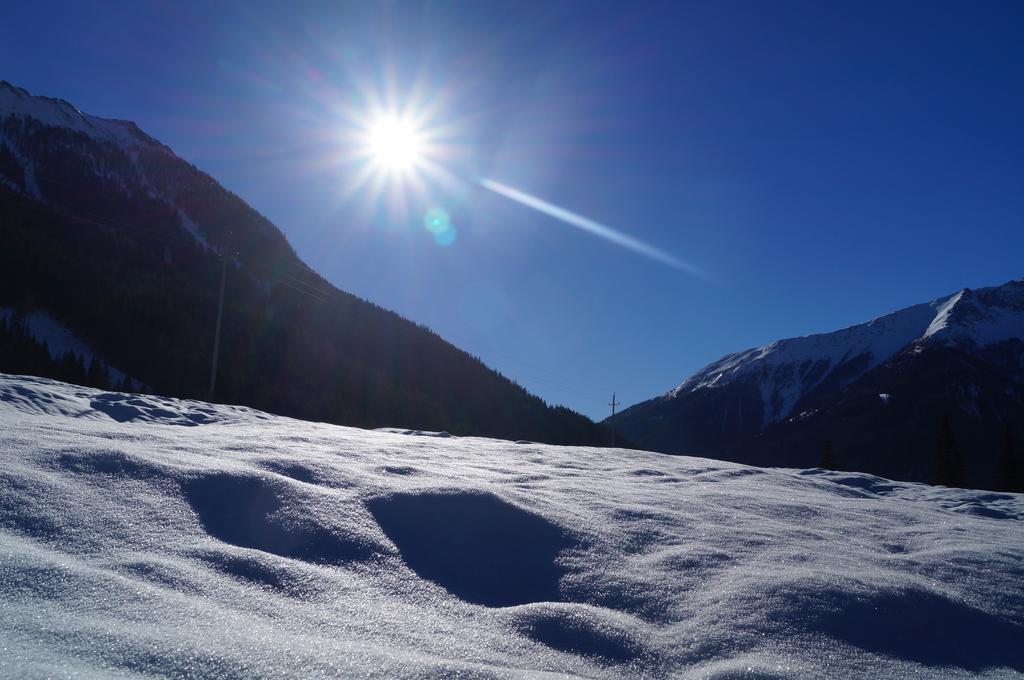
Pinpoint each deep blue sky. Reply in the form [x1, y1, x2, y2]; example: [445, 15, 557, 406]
[4, 1, 1023, 419]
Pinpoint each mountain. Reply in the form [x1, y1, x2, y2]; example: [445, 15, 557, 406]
[0, 80, 614, 445]
[3, 372, 1023, 677]
[610, 279, 1024, 489]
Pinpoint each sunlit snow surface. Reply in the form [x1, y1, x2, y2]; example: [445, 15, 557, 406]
[1, 374, 1022, 679]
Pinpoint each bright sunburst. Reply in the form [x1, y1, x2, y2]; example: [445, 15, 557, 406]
[338, 93, 694, 267]
[365, 115, 423, 171]
[341, 97, 463, 221]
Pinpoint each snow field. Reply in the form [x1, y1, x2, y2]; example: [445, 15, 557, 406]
[0, 373, 1022, 678]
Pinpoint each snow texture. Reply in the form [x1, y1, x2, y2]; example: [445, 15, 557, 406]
[1, 373, 1022, 678]
[670, 279, 1024, 422]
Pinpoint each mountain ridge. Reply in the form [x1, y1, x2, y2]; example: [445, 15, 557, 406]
[0, 80, 616, 446]
[0, 80, 167, 152]
[611, 278, 1024, 488]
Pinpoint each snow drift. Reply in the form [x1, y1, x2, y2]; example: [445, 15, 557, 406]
[1, 373, 1022, 678]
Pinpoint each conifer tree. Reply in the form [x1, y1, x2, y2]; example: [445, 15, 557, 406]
[39, 341, 51, 373]
[86, 357, 109, 390]
[820, 438, 836, 470]
[932, 415, 966, 488]
[996, 422, 1023, 493]
[75, 354, 87, 383]
[58, 351, 78, 383]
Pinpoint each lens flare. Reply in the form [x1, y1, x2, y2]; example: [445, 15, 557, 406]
[433, 224, 457, 247]
[477, 177, 705, 277]
[423, 206, 456, 246]
[338, 85, 701, 271]
[423, 206, 450, 233]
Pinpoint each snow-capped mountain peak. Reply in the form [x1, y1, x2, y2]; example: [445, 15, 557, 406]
[668, 279, 1024, 423]
[0, 80, 211, 246]
[921, 280, 1024, 347]
[0, 80, 162, 149]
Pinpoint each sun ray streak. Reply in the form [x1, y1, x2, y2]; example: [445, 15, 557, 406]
[476, 178, 705, 277]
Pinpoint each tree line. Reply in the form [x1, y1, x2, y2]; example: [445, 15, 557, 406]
[0, 314, 132, 392]
[820, 415, 1024, 493]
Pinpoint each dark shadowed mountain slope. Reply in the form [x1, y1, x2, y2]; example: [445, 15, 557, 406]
[0, 81, 615, 445]
[610, 280, 1024, 488]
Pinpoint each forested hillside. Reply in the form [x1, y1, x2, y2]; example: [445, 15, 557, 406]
[611, 282, 1024, 489]
[0, 86, 615, 445]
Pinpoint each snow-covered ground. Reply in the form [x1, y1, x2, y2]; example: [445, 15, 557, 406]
[1, 373, 1021, 679]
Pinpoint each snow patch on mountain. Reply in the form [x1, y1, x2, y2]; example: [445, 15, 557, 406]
[923, 289, 966, 341]
[0, 132, 41, 197]
[923, 282, 1024, 348]
[0, 308, 137, 388]
[0, 80, 160, 150]
[1, 373, 1022, 678]
[178, 210, 211, 249]
[1, 81, 220, 250]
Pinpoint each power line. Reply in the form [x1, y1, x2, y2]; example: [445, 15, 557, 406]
[23, 176, 346, 296]
[0, 189, 338, 304]
[208, 234, 229, 401]
[0, 191, 198, 250]
[610, 391, 618, 448]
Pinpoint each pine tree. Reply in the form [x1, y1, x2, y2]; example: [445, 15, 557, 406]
[37, 341, 52, 377]
[86, 357, 109, 390]
[58, 351, 78, 383]
[74, 354, 87, 385]
[996, 422, 1023, 493]
[820, 438, 836, 470]
[932, 415, 966, 488]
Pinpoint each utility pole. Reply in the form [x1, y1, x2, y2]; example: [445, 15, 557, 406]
[608, 392, 620, 447]
[208, 236, 229, 401]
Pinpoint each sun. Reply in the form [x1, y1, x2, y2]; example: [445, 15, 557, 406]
[365, 115, 423, 171]
[340, 98, 461, 209]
